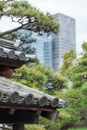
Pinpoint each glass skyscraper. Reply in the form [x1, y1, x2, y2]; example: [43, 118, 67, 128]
[52, 13, 76, 71]
[17, 13, 76, 72]
[32, 34, 52, 68]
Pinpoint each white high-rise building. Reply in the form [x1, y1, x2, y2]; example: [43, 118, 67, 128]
[52, 13, 76, 71]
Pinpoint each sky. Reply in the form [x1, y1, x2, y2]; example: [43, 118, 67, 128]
[0, 0, 87, 54]
[28, 0, 87, 54]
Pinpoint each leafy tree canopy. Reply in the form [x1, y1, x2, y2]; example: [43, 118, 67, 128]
[60, 42, 87, 88]
[82, 42, 87, 53]
[60, 49, 76, 76]
[13, 62, 68, 95]
[0, 0, 59, 38]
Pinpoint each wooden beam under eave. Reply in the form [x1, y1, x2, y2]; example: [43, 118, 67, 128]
[0, 105, 56, 112]
[13, 123, 24, 130]
[0, 110, 39, 124]
[41, 110, 59, 121]
[0, 58, 25, 69]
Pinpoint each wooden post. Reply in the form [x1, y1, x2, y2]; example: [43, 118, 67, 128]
[13, 123, 24, 130]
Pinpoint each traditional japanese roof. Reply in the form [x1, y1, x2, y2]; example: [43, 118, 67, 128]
[0, 38, 67, 123]
[0, 76, 67, 123]
[0, 38, 35, 68]
[0, 76, 59, 108]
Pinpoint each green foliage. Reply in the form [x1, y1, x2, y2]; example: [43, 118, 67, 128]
[69, 60, 87, 88]
[0, 1, 7, 10]
[80, 82, 87, 96]
[68, 65, 87, 88]
[25, 124, 45, 130]
[82, 42, 87, 52]
[14, 63, 47, 91]
[60, 42, 87, 88]
[13, 63, 67, 93]
[38, 87, 87, 130]
[0, 0, 59, 37]
[60, 50, 76, 76]
[52, 42, 87, 129]
[53, 88, 86, 129]
[69, 128, 87, 130]
[64, 89, 85, 110]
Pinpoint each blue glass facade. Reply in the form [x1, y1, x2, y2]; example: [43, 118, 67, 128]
[17, 13, 76, 72]
[32, 34, 52, 68]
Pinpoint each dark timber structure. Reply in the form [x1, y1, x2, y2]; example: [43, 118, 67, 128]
[0, 38, 67, 130]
